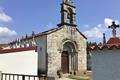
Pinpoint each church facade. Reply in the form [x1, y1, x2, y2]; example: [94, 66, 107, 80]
[0, 0, 87, 78]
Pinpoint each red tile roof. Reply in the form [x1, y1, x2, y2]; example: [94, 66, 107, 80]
[89, 37, 120, 50]
[89, 45, 120, 50]
[0, 46, 37, 54]
[107, 37, 120, 45]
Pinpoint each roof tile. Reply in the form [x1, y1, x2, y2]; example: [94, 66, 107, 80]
[89, 37, 120, 50]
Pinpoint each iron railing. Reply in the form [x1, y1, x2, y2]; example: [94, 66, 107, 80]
[1, 73, 47, 80]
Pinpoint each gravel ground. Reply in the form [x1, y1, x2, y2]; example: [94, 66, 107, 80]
[58, 78, 75, 80]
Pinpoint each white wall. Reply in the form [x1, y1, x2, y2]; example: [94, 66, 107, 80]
[91, 49, 120, 80]
[18, 35, 47, 74]
[0, 50, 38, 75]
[36, 35, 47, 74]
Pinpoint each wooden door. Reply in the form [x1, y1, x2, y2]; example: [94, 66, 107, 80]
[61, 51, 69, 73]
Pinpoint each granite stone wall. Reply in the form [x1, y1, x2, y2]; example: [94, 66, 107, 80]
[47, 25, 87, 77]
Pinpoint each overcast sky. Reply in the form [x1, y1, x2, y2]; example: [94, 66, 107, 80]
[0, 0, 120, 43]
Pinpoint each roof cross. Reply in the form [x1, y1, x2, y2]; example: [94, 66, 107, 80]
[62, 0, 72, 3]
[108, 21, 119, 38]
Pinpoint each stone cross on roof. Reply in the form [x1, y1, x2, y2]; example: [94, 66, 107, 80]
[66, 0, 72, 2]
[62, 0, 72, 3]
[108, 21, 119, 38]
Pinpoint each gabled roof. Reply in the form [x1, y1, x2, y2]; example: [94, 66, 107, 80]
[10, 26, 87, 44]
[25, 26, 87, 40]
[16, 26, 63, 41]
[76, 28, 87, 39]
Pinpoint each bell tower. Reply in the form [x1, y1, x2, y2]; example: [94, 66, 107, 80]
[58, 0, 77, 27]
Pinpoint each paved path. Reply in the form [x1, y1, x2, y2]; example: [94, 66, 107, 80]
[58, 78, 75, 80]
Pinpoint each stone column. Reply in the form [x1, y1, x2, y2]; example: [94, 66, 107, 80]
[71, 54, 73, 73]
[71, 52, 76, 74]
[69, 54, 71, 73]
[73, 53, 78, 75]
[74, 54, 76, 71]
[75, 53, 78, 71]
[73, 54, 75, 72]
[76, 53, 78, 71]
[73, 54, 76, 73]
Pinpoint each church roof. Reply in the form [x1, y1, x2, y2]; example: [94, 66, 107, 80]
[26, 26, 86, 40]
[76, 28, 87, 39]
[89, 37, 120, 50]
[10, 27, 63, 44]
[20, 27, 63, 41]
[10, 26, 87, 44]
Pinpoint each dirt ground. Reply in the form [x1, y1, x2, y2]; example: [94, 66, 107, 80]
[58, 78, 75, 80]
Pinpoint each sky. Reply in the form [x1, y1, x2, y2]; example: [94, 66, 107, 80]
[0, 0, 120, 44]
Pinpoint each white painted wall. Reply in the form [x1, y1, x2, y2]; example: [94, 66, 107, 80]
[0, 50, 38, 75]
[35, 35, 47, 74]
[91, 49, 120, 80]
[16, 35, 47, 74]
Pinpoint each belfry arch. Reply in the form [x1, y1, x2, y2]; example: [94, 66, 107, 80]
[67, 8, 73, 24]
[61, 41, 78, 74]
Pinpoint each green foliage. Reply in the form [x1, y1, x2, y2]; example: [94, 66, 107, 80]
[87, 42, 97, 46]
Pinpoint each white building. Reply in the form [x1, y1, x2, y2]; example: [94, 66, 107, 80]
[0, 0, 87, 78]
[0, 46, 38, 75]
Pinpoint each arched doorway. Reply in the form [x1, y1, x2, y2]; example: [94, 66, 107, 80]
[61, 41, 78, 74]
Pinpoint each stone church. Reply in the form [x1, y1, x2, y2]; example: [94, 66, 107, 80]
[1, 0, 87, 78]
